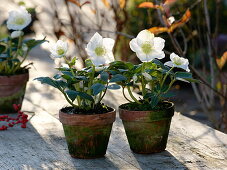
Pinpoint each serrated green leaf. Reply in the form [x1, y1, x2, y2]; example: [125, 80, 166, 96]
[24, 37, 46, 51]
[34, 77, 57, 88]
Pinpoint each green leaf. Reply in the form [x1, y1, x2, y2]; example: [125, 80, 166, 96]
[75, 76, 87, 81]
[77, 92, 94, 101]
[53, 74, 61, 79]
[85, 59, 93, 67]
[62, 71, 73, 77]
[100, 71, 109, 82]
[91, 83, 106, 95]
[56, 80, 67, 89]
[69, 57, 77, 67]
[24, 37, 47, 51]
[152, 59, 169, 70]
[107, 84, 121, 90]
[150, 95, 159, 109]
[34, 77, 57, 88]
[65, 90, 79, 101]
[110, 74, 127, 82]
[161, 91, 175, 98]
[175, 72, 192, 79]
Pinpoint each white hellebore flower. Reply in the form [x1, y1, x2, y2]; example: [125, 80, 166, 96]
[129, 30, 165, 62]
[49, 40, 68, 58]
[164, 53, 190, 72]
[142, 72, 152, 81]
[85, 32, 115, 66]
[11, 30, 23, 38]
[7, 7, 32, 31]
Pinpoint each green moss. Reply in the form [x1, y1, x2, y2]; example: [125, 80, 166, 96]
[123, 120, 171, 153]
[63, 124, 113, 158]
[0, 86, 26, 113]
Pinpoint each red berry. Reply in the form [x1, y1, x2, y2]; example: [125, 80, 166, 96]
[8, 123, 13, 127]
[21, 124, 26, 128]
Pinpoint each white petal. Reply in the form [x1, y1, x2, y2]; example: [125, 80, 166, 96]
[105, 51, 115, 63]
[135, 52, 148, 62]
[11, 30, 23, 38]
[91, 56, 106, 66]
[164, 61, 174, 68]
[87, 32, 103, 51]
[136, 30, 154, 46]
[129, 38, 140, 52]
[177, 64, 190, 72]
[7, 7, 31, 30]
[103, 38, 115, 50]
[153, 37, 165, 51]
[170, 52, 179, 62]
[146, 50, 165, 61]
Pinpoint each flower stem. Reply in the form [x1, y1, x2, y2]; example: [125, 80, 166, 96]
[141, 63, 146, 97]
[127, 86, 141, 104]
[123, 87, 133, 103]
[161, 67, 174, 88]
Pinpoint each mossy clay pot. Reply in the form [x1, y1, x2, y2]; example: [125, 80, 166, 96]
[0, 72, 29, 114]
[119, 101, 174, 154]
[59, 108, 116, 159]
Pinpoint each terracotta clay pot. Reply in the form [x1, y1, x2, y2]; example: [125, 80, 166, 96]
[119, 102, 174, 154]
[0, 72, 29, 114]
[59, 108, 116, 159]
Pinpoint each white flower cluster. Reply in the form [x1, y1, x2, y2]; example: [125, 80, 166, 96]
[7, 7, 32, 39]
[129, 30, 190, 72]
[49, 30, 190, 72]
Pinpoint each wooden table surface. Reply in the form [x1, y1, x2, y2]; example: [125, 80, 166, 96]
[0, 50, 227, 170]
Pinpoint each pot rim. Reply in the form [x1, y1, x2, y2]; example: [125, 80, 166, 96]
[59, 107, 116, 126]
[119, 101, 174, 113]
[0, 69, 29, 78]
[119, 101, 174, 122]
[0, 71, 29, 86]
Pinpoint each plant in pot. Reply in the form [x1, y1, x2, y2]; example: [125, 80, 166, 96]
[108, 30, 199, 154]
[35, 33, 121, 159]
[0, 7, 45, 113]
